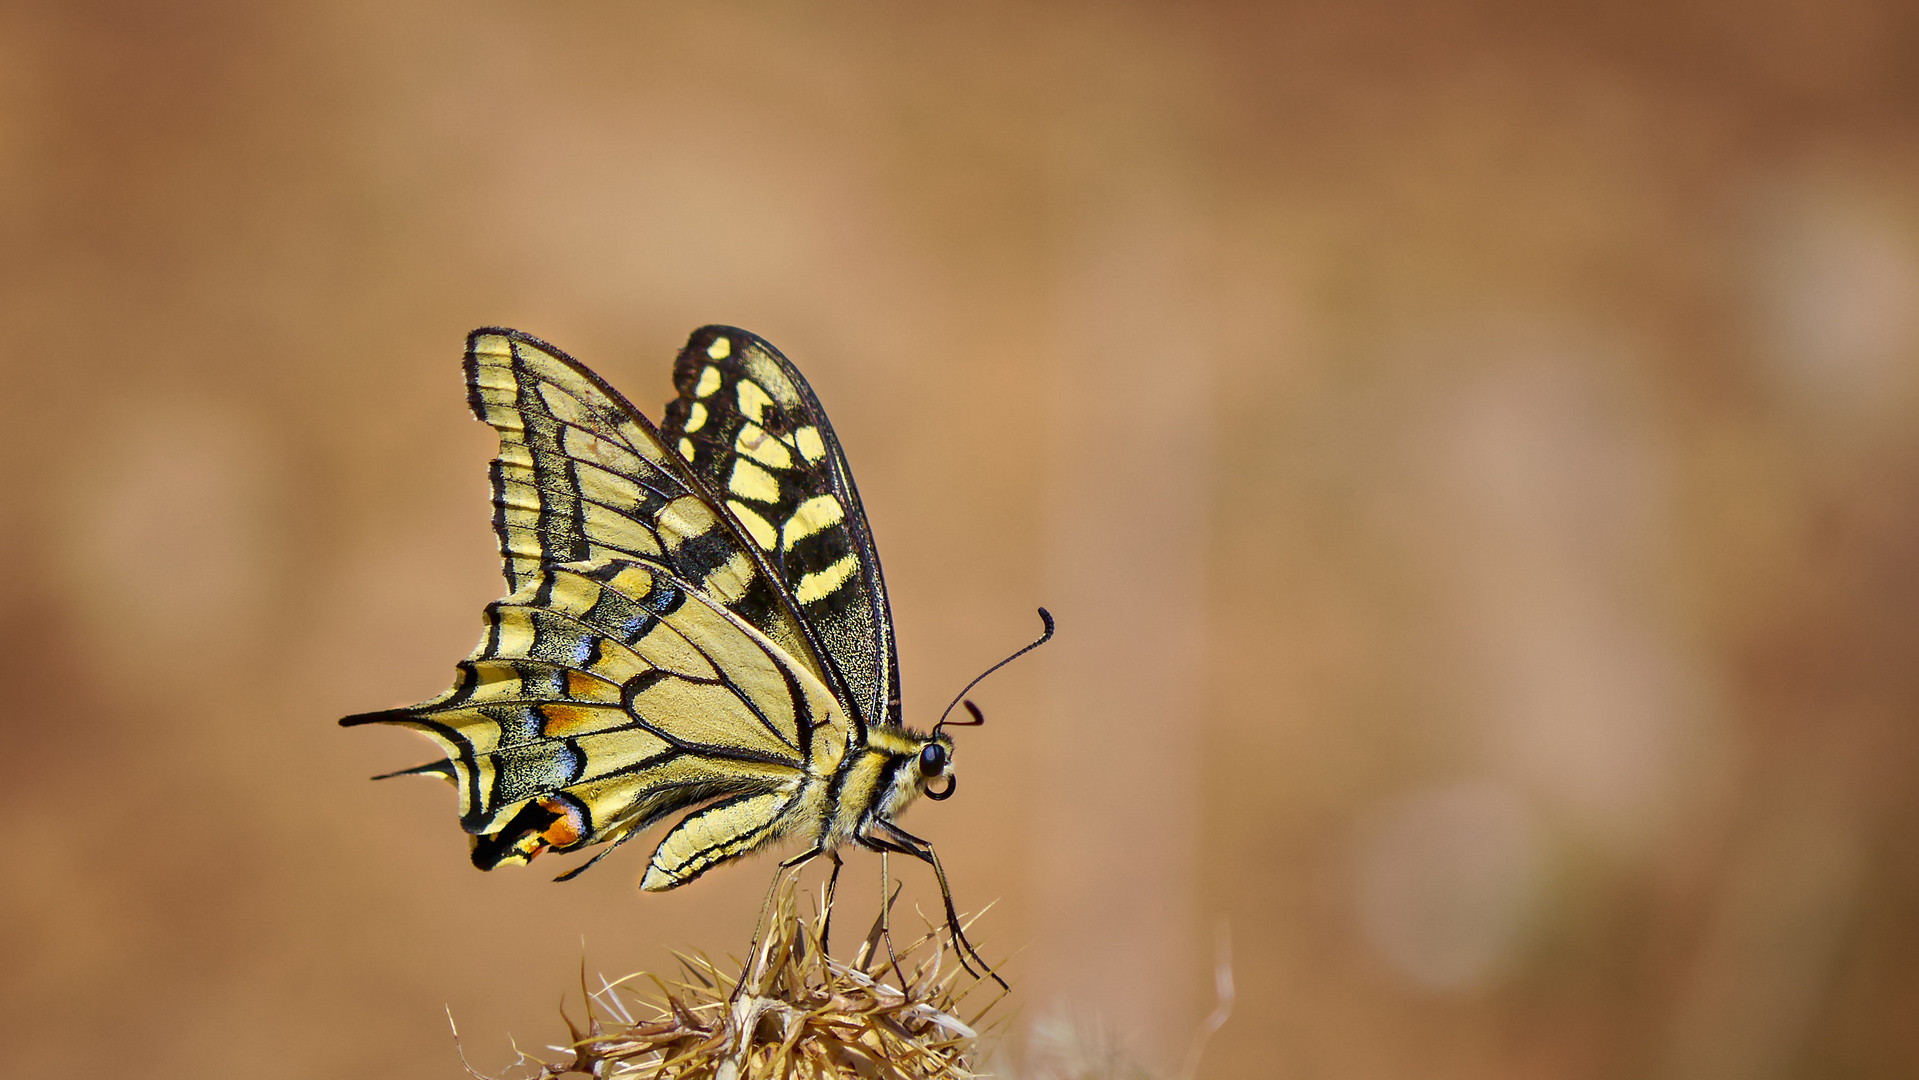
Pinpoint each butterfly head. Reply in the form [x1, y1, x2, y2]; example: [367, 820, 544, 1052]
[917, 730, 958, 801]
[913, 697, 987, 804]
[863, 725, 961, 824]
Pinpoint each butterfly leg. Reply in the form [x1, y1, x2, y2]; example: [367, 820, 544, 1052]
[773, 843, 840, 958]
[861, 832, 926, 988]
[877, 846, 909, 990]
[733, 841, 827, 1001]
[819, 849, 844, 954]
[740, 864, 793, 999]
[866, 820, 1007, 990]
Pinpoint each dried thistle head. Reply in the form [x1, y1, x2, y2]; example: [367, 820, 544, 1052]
[496, 874, 1006, 1080]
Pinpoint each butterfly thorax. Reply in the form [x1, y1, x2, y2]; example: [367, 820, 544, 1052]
[823, 726, 954, 850]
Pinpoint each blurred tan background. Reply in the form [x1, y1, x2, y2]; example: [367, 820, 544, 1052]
[5, 1, 1919, 1077]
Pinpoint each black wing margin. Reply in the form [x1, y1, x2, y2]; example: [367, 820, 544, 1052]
[659, 326, 902, 732]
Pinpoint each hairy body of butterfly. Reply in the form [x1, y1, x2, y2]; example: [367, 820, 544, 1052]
[343, 326, 1031, 981]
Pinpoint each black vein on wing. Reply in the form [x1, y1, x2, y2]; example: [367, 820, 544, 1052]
[614, 577, 803, 757]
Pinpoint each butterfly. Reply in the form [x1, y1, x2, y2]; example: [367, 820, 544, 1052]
[342, 326, 1050, 985]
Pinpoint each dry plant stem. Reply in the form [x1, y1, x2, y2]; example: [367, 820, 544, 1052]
[503, 871, 1007, 1079]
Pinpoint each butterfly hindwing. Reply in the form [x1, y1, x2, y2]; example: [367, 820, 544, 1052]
[661, 326, 902, 733]
[347, 555, 851, 878]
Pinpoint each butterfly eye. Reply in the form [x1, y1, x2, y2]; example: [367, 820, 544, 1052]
[919, 743, 948, 776]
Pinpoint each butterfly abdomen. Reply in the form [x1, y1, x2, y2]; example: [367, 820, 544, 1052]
[639, 779, 819, 891]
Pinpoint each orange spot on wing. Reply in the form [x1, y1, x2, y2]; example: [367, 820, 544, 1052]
[535, 795, 585, 849]
[501, 795, 587, 861]
[539, 703, 602, 737]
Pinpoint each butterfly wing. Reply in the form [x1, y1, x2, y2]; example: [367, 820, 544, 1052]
[462, 329, 826, 680]
[344, 329, 851, 882]
[661, 326, 902, 733]
[347, 559, 850, 879]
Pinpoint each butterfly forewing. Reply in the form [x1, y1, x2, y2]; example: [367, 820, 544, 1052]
[464, 330, 827, 687]
[661, 327, 902, 732]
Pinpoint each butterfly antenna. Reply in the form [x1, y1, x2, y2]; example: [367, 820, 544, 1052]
[933, 607, 1056, 735]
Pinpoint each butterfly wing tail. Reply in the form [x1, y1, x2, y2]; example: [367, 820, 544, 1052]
[341, 710, 455, 781]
